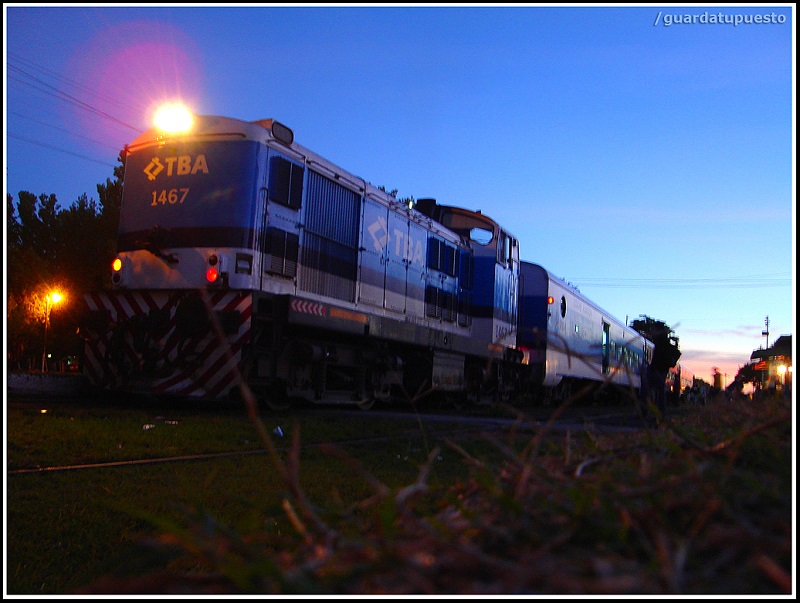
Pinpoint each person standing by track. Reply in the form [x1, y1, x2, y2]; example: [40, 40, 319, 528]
[641, 324, 681, 426]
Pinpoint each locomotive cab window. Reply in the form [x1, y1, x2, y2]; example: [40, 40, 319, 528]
[496, 231, 516, 266]
[469, 227, 493, 246]
[497, 232, 507, 265]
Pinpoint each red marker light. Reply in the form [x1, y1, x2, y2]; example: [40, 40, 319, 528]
[112, 258, 122, 272]
[547, 296, 555, 304]
[206, 267, 219, 283]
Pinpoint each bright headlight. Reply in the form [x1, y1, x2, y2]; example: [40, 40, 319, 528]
[154, 102, 193, 133]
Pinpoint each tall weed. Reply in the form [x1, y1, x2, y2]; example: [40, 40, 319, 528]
[76, 393, 792, 594]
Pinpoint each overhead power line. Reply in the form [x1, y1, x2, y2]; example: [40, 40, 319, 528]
[6, 53, 145, 173]
[567, 274, 792, 289]
[8, 69, 141, 132]
[7, 133, 117, 168]
[7, 51, 146, 130]
[8, 111, 125, 153]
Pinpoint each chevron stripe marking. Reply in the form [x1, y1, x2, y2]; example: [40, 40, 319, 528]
[290, 299, 326, 316]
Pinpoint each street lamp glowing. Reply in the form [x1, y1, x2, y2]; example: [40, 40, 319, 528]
[154, 103, 193, 133]
[776, 364, 787, 387]
[41, 291, 65, 372]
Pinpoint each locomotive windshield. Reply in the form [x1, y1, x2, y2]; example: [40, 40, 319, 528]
[118, 139, 261, 251]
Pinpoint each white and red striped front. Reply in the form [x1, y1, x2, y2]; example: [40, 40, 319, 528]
[82, 290, 253, 399]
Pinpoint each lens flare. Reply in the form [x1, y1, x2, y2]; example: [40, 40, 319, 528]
[64, 21, 204, 144]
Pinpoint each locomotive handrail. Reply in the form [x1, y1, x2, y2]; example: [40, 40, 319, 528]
[126, 131, 248, 153]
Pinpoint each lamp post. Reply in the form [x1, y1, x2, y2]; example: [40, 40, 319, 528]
[41, 291, 63, 372]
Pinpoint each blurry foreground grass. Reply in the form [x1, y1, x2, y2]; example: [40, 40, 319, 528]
[7, 392, 793, 595]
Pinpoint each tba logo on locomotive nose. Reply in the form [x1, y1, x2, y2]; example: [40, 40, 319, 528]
[144, 155, 209, 181]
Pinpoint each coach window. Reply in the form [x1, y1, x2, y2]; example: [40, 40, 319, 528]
[560, 296, 567, 318]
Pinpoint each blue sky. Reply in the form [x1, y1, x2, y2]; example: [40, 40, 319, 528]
[4, 4, 795, 385]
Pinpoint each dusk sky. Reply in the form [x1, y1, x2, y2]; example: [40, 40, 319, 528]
[4, 4, 795, 386]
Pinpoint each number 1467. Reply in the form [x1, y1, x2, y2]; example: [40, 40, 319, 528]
[151, 188, 189, 206]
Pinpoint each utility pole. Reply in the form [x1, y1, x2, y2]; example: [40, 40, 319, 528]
[762, 316, 770, 349]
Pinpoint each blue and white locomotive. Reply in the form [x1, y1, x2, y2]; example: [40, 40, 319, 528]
[81, 110, 651, 409]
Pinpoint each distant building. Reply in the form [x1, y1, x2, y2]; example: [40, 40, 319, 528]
[667, 363, 694, 396]
[750, 335, 792, 392]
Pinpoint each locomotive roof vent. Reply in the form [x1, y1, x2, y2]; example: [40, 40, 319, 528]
[253, 118, 294, 146]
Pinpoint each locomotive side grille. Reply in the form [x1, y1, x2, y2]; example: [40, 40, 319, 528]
[300, 170, 360, 302]
[304, 171, 360, 247]
[458, 292, 473, 327]
[427, 237, 458, 277]
[426, 286, 462, 323]
[441, 290, 456, 323]
[425, 285, 442, 319]
[265, 227, 299, 277]
[301, 233, 357, 301]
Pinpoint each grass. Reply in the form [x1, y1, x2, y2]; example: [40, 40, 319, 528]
[6, 390, 794, 595]
[6, 397, 485, 594]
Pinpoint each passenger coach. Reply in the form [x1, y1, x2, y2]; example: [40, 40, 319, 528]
[517, 262, 652, 399]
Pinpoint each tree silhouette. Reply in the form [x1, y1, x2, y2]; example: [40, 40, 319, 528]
[734, 362, 758, 386]
[6, 150, 125, 369]
[631, 315, 680, 351]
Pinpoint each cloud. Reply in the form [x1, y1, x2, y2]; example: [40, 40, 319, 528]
[679, 348, 752, 383]
[681, 349, 747, 366]
[682, 326, 764, 338]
